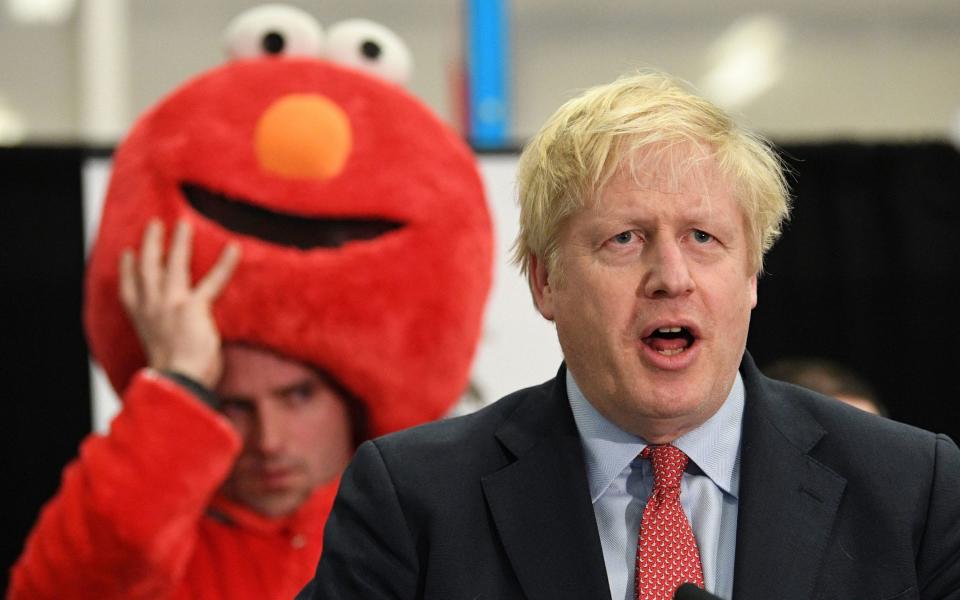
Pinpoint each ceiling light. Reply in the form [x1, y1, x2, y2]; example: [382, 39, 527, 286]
[6, 0, 77, 25]
[700, 14, 787, 111]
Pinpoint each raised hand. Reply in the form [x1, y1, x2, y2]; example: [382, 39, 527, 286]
[119, 218, 241, 389]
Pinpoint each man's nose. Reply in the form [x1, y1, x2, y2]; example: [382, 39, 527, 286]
[253, 405, 288, 454]
[641, 237, 695, 298]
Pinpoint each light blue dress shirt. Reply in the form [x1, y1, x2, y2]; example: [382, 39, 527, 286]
[566, 369, 743, 600]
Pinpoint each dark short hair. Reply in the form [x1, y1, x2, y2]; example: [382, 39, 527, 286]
[316, 369, 369, 448]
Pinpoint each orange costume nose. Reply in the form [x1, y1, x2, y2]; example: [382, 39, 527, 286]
[254, 94, 352, 180]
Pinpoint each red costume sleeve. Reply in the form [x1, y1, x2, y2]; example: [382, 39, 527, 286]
[8, 370, 241, 599]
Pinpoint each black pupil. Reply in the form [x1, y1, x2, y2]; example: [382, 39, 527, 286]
[361, 40, 382, 60]
[262, 31, 285, 54]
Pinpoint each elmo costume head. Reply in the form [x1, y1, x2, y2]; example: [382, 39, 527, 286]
[85, 6, 493, 437]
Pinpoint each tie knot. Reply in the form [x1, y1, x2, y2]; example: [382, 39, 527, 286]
[641, 444, 688, 490]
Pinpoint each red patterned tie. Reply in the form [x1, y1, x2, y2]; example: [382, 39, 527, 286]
[635, 444, 705, 600]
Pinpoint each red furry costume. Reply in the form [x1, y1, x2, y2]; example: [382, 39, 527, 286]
[9, 10, 491, 599]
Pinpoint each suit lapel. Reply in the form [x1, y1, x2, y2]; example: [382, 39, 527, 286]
[481, 369, 611, 600]
[733, 355, 847, 600]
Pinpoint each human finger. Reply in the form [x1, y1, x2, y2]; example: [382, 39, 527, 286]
[118, 249, 139, 312]
[164, 219, 193, 295]
[138, 219, 165, 303]
[195, 242, 241, 301]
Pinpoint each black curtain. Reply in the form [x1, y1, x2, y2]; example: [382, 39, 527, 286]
[1, 146, 91, 593]
[749, 142, 960, 444]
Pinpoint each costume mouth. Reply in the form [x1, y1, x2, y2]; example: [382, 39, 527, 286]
[641, 325, 697, 357]
[181, 182, 404, 250]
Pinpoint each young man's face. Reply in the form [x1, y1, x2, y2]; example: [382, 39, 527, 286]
[216, 344, 355, 518]
[532, 148, 758, 442]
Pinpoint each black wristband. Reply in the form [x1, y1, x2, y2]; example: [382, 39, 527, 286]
[160, 370, 220, 410]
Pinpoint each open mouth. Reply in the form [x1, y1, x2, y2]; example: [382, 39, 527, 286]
[181, 182, 404, 249]
[642, 326, 696, 357]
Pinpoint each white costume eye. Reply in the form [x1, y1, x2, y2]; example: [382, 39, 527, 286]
[224, 4, 323, 60]
[325, 19, 412, 85]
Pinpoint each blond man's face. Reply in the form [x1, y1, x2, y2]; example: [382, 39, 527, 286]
[531, 149, 757, 442]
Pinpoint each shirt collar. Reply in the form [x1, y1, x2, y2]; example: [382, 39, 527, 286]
[567, 367, 744, 503]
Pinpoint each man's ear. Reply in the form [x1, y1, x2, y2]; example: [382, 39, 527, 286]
[529, 254, 555, 321]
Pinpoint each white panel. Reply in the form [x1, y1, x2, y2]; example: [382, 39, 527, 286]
[82, 157, 121, 433]
[454, 154, 563, 415]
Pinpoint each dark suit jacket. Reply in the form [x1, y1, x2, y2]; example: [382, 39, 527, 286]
[299, 354, 960, 599]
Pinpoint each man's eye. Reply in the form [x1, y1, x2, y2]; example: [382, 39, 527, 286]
[692, 230, 713, 244]
[286, 382, 316, 405]
[219, 400, 253, 418]
[612, 231, 634, 244]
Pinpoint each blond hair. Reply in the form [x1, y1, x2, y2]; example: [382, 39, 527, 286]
[513, 70, 790, 282]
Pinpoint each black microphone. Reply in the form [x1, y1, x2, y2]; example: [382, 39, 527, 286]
[674, 583, 725, 600]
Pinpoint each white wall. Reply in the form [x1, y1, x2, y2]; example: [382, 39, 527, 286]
[2, 1, 960, 144]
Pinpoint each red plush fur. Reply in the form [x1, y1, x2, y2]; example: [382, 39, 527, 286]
[85, 58, 493, 437]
